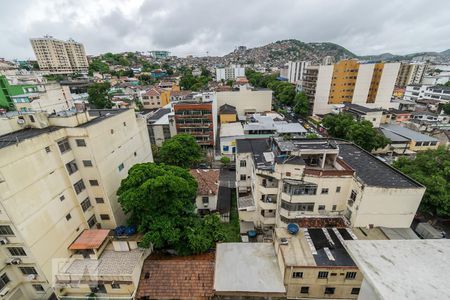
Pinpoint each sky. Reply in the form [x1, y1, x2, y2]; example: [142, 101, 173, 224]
[1, 0, 450, 60]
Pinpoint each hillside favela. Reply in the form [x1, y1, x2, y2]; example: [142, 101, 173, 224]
[0, 1, 449, 299]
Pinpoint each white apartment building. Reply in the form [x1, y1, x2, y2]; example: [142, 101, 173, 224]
[215, 65, 245, 82]
[0, 109, 152, 299]
[404, 85, 450, 102]
[283, 61, 310, 84]
[236, 137, 425, 231]
[30, 36, 89, 74]
[303, 60, 400, 115]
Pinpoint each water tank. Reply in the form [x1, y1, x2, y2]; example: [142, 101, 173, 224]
[287, 223, 299, 235]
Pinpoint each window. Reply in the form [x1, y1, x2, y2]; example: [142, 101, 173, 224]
[60, 195, 65, 201]
[283, 182, 317, 195]
[118, 163, 124, 171]
[0, 225, 14, 236]
[324, 287, 335, 295]
[66, 213, 72, 221]
[336, 186, 341, 193]
[321, 188, 329, 194]
[45, 146, 51, 153]
[8, 247, 26, 256]
[134, 151, 137, 157]
[74, 180, 86, 194]
[88, 216, 97, 228]
[19, 267, 37, 275]
[76, 139, 86, 147]
[83, 160, 93, 167]
[350, 190, 357, 201]
[300, 287, 309, 294]
[285, 172, 291, 177]
[202, 197, 209, 204]
[81, 198, 92, 212]
[89, 180, 99, 186]
[345, 272, 357, 280]
[123, 122, 127, 127]
[332, 205, 337, 211]
[351, 288, 360, 295]
[0, 273, 10, 290]
[111, 283, 120, 289]
[318, 271, 328, 279]
[240, 174, 247, 181]
[57, 139, 71, 153]
[281, 201, 314, 212]
[223, 145, 229, 152]
[292, 272, 303, 278]
[110, 129, 114, 134]
[318, 205, 325, 211]
[65, 160, 78, 175]
[240, 160, 246, 167]
[95, 197, 104, 204]
[32, 284, 45, 292]
[100, 214, 110, 221]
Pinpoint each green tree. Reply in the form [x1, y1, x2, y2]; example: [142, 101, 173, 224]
[439, 103, 450, 115]
[393, 147, 450, 217]
[87, 82, 113, 109]
[220, 156, 231, 166]
[225, 79, 234, 87]
[293, 92, 309, 116]
[306, 133, 318, 139]
[138, 74, 156, 85]
[155, 134, 203, 168]
[117, 163, 225, 254]
[322, 113, 389, 151]
[89, 59, 109, 75]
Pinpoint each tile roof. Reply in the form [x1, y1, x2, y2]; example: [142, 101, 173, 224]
[136, 253, 215, 299]
[143, 87, 161, 96]
[68, 229, 110, 250]
[190, 169, 220, 196]
[290, 217, 348, 228]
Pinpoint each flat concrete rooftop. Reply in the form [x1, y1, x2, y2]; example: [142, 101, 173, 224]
[214, 243, 286, 296]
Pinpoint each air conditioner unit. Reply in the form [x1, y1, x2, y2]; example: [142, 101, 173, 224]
[25, 274, 36, 281]
[6, 258, 21, 265]
[0, 287, 10, 296]
[203, 203, 208, 207]
[0, 237, 9, 245]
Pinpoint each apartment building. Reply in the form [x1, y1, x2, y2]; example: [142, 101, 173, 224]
[281, 61, 311, 84]
[404, 84, 450, 102]
[236, 137, 425, 231]
[145, 108, 176, 146]
[396, 62, 428, 87]
[140, 88, 170, 110]
[54, 229, 150, 299]
[173, 96, 217, 147]
[304, 60, 400, 115]
[215, 65, 245, 82]
[0, 109, 152, 299]
[216, 85, 272, 115]
[30, 36, 88, 74]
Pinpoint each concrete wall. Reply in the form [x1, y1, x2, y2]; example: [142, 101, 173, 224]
[311, 65, 333, 115]
[217, 89, 272, 115]
[352, 64, 374, 105]
[374, 63, 400, 107]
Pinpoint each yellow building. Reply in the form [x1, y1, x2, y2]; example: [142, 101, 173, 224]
[218, 104, 237, 124]
[141, 88, 170, 109]
[0, 109, 152, 299]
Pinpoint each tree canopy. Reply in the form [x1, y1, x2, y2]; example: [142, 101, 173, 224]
[87, 82, 113, 109]
[322, 113, 390, 151]
[88, 59, 110, 75]
[246, 69, 296, 106]
[155, 134, 203, 168]
[180, 72, 211, 91]
[117, 163, 225, 255]
[393, 147, 450, 217]
[293, 91, 309, 116]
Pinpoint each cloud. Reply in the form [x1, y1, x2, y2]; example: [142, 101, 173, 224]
[1, 0, 450, 60]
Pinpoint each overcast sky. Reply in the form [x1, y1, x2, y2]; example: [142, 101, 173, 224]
[2, 0, 450, 60]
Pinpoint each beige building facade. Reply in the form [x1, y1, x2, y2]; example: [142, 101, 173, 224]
[30, 36, 89, 74]
[217, 85, 272, 115]
[0, 109, 152, 299]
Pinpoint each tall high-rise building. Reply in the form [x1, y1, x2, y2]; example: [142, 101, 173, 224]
[215, 65, 245, 82]
[395, 62, 428, 87]
[0, 109, 152, 299]
[303, 59, 400, 115]
[284, 61, 310, 84]
[30, 36, 89, 74]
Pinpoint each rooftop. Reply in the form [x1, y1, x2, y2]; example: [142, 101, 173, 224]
[380, 124, 439, 142]
[0, 126, 61, 150]
[214, 243, 286, 295]
[337, 142, 422, 188]
[345, 240, 450, 300]
[137, 253, 215, 299]
[220, 122, 244, 137]
[344, 103, 383, 114]
[62, 249, 145, 276]
[147, 108, 171, 122]
[68, 229, 110, 250]
[189, 169, 220, 196]
[219, 104, 237, 114]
